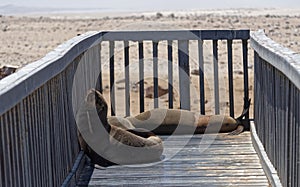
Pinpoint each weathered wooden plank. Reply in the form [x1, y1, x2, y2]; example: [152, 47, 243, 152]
[89, 176, 268, 186]
[90, 183, 269, 187]
[92, 173, 267, 179]
[103, 165, 264, 171]
[88, 132, 268, 186]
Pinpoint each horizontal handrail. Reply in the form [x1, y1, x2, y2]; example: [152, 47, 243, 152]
[0, 31, 101, 116]
[100, 30, 250, 41]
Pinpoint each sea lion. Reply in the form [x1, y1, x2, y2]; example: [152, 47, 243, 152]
[109, 101, 251, 135]
[77, 89, 250, 167]
[76, 89, 163, 167]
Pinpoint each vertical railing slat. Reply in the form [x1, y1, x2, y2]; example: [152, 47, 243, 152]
[8, 110, 17, 187]
[242, 39, 249, 119]
[153, 41, 159, 108]
[12, 107, 21, 187]
[178, 40, 190, 110]
[109, 41, 116, 116]
[295, 90, 300, 186]
[0, 115, 8, 186]
[198, 40, 205, 114]
[22, 99, 31, 187]
[4, 113, 13, 187]
[124, 41, 130, 116]
[0, 117, 3, 186]
[44, 85, 53, 187]
[138, 41, 145, 113]
[168, 40, 173, 109]
[213, 40, 220, 114]
[97, 43, 103, 93]
[227, 39, 234, 118]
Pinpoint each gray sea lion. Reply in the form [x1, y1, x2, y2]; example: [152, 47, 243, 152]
[76, 89, 163, 167]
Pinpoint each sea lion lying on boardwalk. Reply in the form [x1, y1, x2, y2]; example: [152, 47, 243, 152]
[109, 108, 249, 135]
[77, 89, 250, 167]
[76, 89, 163, 167]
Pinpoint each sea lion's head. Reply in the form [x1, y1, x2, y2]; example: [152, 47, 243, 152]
[83, 89, 111, 133]
[206, 115, 238, 133]
[85, 89, 108, 121]
[219, 116, 239, 132]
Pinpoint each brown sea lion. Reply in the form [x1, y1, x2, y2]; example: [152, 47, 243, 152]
[77, 89, 250, 167]
[109, 101, 250, 135]
[76, 89, 163, 167]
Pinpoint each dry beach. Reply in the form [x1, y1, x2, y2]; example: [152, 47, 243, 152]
[1, 8, 300, 117]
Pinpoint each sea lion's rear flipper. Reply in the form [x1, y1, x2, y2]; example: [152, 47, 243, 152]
[229, 98, 251, 135]
[228, 125, 244, 135]
[236, 98, 251, 121]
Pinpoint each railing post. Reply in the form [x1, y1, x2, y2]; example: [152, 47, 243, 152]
[153, 41, 159, 108]
[242, 39, 249, 119]
[124, 41, 130, 116]
[213, 40, 219, 114]
[198, 40, 205, 115]
[168, 40, 174, 109]
[227, 39, 234, 118]
[138, 41, 145, 113]
[178, 40, 190, 110]
[109, 41, 116, 116]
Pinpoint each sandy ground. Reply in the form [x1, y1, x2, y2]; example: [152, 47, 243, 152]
[1, 8, 300, 117]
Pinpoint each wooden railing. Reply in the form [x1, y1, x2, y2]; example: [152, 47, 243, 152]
[0, 30, 251, 186]
[251, 30, 300, 187]
[98, 30, 250, 117]
[0, 31, 102, 187]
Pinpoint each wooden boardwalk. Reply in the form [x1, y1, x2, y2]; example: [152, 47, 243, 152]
[87, 132, 269, 186]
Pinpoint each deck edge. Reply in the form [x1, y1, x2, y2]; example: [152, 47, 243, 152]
[250, 122, 282, 187]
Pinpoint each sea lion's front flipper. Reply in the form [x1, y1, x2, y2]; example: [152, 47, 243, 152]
[126, 128, 156, 138]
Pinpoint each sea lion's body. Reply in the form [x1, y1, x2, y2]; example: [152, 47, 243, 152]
[77, 89, 250, 167]
[109, 108, 239, 135]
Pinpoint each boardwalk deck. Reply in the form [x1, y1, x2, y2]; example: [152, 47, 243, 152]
[87, 132, 269, 186]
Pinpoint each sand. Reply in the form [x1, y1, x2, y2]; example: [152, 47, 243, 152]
[1, 8, 299, 117]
